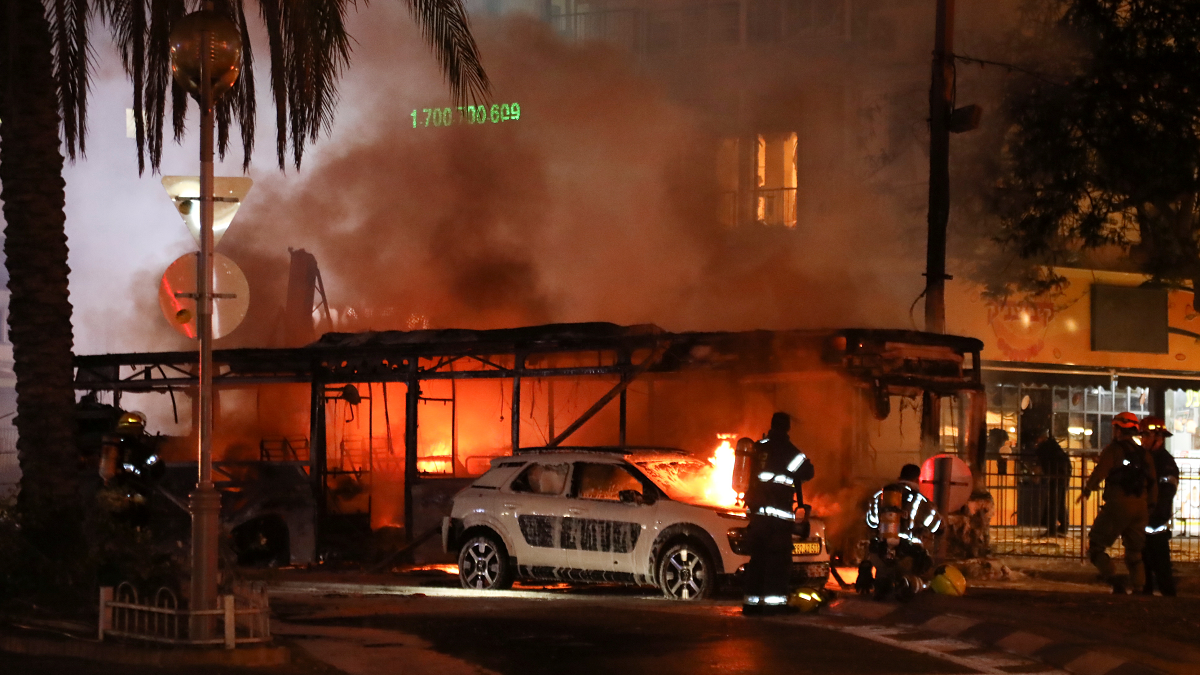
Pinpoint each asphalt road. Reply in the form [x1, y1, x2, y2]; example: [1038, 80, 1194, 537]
[1, 571, 1086, 675]
[268, 580, 1059, 675]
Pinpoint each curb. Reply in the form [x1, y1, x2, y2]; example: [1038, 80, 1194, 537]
[0, 631, 291, 668]
[826, 597, 1173, 675]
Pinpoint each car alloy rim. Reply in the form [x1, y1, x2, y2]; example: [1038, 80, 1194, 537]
[463, 540, 500, 588]
[665, 548, 706, 599]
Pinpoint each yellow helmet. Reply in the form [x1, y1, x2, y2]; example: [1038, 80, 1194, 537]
[930, 564, 967, 596]
[787, 588, 824, 612]
[115, 411, 147, 431]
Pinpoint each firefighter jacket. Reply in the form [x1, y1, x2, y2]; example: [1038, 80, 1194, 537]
[99, 432, 164, 485]
[1148, 448, 1180, 531]
[865, 480, 943, 544]
[743, 430, 813, 521]
[1084, 438, 1157, 507]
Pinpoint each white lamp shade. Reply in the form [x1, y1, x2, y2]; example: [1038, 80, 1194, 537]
[161, 175, 253, 247]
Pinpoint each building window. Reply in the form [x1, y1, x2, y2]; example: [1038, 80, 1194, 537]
[1165, 389, 1200, 459]
[986, 382, 1150, 455]
[716, 132, 798, 228]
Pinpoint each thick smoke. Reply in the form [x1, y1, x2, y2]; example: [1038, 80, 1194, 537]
[68, 4, 1031, 352]
[208, 9, 942, 346]
[60, 5, 1028, 546]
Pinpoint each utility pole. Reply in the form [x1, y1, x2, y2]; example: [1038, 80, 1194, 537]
[925, 0, 954, 334]
[922, 0, 956, 455]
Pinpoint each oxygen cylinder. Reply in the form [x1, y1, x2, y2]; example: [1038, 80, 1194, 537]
[878, 486, 904, 542]
[732, 437, 755, 495]
[98, 437, 119, 484]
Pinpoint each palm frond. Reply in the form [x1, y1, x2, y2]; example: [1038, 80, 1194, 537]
[232, 0, 257, 170]
[405, 0, 491, 106]
[144, 0, 186, 171]
[258, 0, 290, 167]
[261, 0, 357, 168]
[47, 0, 92, 159]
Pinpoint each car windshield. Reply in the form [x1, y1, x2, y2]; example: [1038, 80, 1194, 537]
[635, 458, 742, 509]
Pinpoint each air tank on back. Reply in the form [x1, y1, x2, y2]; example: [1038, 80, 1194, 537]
[732, 437, 756, 497]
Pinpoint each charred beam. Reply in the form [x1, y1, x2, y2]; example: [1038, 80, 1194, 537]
[547, 344, 667, 448]
[511, 352, 523, 453]
[403, 358, 420, 543]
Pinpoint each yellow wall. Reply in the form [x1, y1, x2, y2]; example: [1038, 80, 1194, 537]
[945, 268, 1200, 371]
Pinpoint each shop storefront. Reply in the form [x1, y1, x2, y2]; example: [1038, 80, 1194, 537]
[946, 268, 1200, 558]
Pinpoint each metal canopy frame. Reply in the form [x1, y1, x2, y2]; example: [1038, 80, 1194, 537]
[74, 323, 984, 545]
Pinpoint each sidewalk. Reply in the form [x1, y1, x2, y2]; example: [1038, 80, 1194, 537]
[825, 559, 1200, 675]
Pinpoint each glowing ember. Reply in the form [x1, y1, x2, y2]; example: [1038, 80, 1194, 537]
[704, 434, 741, 508]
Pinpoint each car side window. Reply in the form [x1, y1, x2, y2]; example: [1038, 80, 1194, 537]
[508, 462, 569, 495]
[573, 462, 643, 501]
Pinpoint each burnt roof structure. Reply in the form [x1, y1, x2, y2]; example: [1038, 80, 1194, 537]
[75, 322, 981, 395]
[73, 323, 983, 542]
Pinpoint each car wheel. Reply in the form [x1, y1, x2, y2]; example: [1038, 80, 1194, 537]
[657, 541, 713, 600]
[458, 533, 514, 590]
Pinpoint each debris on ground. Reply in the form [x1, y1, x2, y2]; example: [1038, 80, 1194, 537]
[955, 558, 1024, 581]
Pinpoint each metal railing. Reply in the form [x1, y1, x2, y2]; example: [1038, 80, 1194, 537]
[718, 188, 798, 228]
[99, 581, 271, 648]
[985, 456, 1200, 562]
[755, 187, 797, 228]
[259, 436, 309, 462]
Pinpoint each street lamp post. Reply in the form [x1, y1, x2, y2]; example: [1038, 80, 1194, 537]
[168, 6, 241, 640]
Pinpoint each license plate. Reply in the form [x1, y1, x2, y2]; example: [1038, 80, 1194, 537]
[792, 542, 821, 555]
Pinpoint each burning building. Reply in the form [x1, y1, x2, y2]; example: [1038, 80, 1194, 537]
[74, 323, 983, 565]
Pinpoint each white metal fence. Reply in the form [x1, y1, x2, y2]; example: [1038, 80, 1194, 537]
[99, 581, 271, 648]
[0, 427, 17, 500]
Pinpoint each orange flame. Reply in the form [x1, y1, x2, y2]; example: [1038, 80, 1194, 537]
[704, 435, 741, 508]
[417, 439, 453, 474]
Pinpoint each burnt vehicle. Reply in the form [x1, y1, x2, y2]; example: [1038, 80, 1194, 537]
[443, 447, 830, 600]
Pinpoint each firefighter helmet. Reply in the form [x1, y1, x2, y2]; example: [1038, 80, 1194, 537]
[1112, 411, 1140, 432]
[1140, 415, 1173, 437]
[115, 411, 147, 431]
[787, 588, 824, 612]
[930, 564, 967, 596]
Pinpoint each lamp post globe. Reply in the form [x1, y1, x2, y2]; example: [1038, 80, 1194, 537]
[169, 10, 242, 100]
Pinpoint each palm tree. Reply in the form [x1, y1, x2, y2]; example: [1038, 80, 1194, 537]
[0, 0, 487, 579]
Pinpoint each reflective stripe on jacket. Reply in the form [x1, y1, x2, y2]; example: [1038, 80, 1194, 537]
[744, 431, 813, 520]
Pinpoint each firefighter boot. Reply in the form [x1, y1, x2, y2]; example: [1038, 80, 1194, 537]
[1088, 546, 1125, 593]
[855, 559, 874, 595]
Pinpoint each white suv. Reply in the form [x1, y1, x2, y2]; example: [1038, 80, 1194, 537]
[442, 447, 830, 600]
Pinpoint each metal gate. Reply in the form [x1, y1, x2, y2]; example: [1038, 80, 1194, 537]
[985, 456, 1200, 562]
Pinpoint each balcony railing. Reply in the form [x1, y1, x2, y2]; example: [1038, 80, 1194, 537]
[755, 187, 797, 228]
[720, 188, 798, 228]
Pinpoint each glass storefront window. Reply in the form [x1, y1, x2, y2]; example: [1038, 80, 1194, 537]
[1165, 389, 1200, 459]
[985, 383, 1150, 454]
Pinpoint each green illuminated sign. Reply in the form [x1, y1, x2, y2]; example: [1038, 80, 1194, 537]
[411, 103, 521, 128]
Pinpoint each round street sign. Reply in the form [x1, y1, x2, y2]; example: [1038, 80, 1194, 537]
[158, 252, 249, 339]
[918, 453, 973, 513]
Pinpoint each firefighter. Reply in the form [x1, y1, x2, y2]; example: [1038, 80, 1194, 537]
[1080, 411, 1156, 594]
[1140, 415, 1178, 596]
[742, 412, 814, 616]
[98, 411, 164, 527]
[858, 464, 942, 599]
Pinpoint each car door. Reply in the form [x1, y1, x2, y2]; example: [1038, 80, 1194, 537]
[497, 461, 573, 570]
[561, 461, 651, 576]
